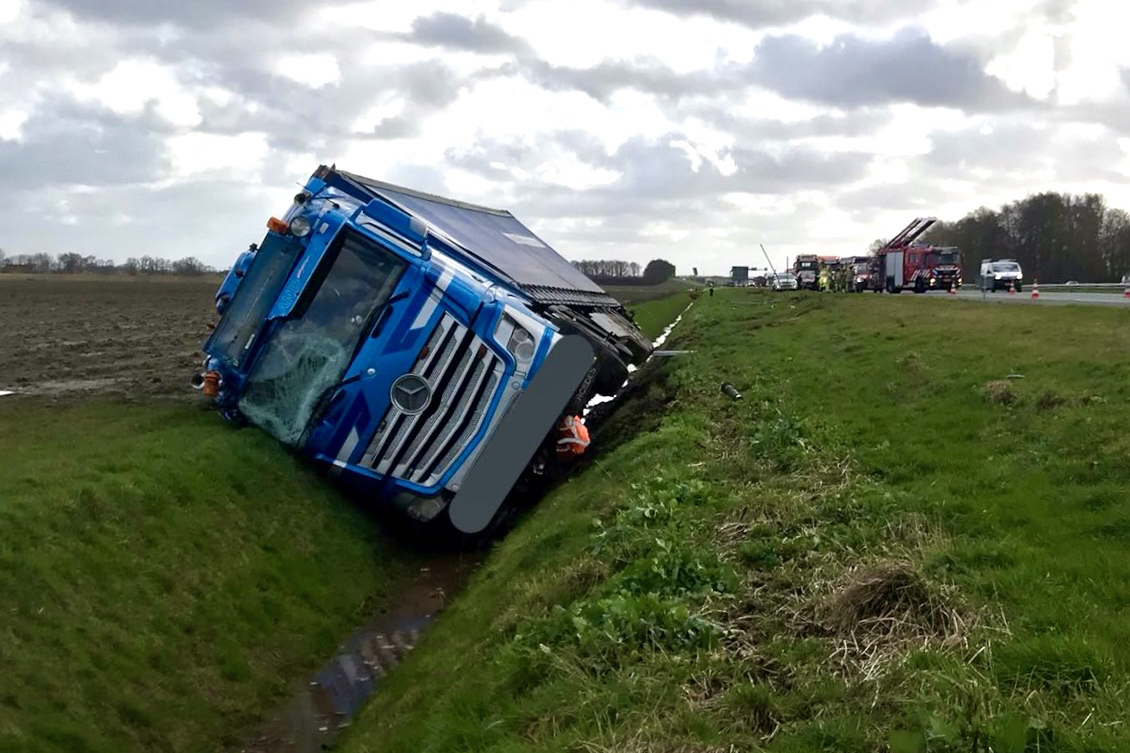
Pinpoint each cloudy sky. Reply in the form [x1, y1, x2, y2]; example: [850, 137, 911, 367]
[2, 0, 1129, 275]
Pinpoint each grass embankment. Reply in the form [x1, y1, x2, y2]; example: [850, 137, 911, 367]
[340, 287, 1130, 752]
[0, 399, 413, 753]
[626, 292, 694, 341]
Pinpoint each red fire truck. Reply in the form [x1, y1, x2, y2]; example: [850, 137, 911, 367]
[870, 217, 962, 293]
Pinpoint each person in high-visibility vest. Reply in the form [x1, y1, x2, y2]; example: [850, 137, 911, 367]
[555, 414, 590, 458]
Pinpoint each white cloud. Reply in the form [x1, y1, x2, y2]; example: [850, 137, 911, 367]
[0, 0, 1126, 275]
[0, 108, 28, 141]
[166, 132, 271, 177]
[69, 58, 201, 127]
[273, 52, 342, 89]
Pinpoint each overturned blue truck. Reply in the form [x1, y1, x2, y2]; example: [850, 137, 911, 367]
[194, 164, 652, 537]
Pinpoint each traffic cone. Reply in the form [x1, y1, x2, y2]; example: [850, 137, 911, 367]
[1124, 284, 1130, 300]
[948, 281, 956, 297]
[1008, 280, 1015, 295]
[1031, 280, 1040, 300]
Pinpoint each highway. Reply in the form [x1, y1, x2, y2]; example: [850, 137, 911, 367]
[915, 288, 1130, 306]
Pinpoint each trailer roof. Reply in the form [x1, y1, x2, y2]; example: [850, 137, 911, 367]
[332, 168, 610, 302]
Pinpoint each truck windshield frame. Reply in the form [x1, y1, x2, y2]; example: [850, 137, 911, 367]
[207, 236, 301, 369]
[236, 227, 409, 447]
[931, 251, 960, 265]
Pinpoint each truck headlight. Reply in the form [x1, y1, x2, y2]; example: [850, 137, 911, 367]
[289, 215, 312, 237]
[494, 313, 538, 364]
[508, 327, 537, 361]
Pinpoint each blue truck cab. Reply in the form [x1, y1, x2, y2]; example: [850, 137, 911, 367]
[196, 165, 651, 535]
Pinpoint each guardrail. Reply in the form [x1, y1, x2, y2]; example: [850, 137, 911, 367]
[1033, 282, 1128, 289]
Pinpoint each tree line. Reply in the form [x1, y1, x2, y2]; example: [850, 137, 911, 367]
[572, 258, 677, 285]
[0, 250, 219, 276]
[917, 191, 1130, 283]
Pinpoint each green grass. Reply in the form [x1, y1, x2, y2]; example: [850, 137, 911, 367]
[604, 278, 698, 305]
[626, 293, 694, 341]
[0, 399, 415, 753]
[338, 286, 1130, 753]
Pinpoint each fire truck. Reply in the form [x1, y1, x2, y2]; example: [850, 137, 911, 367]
[792, 255, 819, 290]
[870, 217, 962, 294]
[925, 246, 963, 290]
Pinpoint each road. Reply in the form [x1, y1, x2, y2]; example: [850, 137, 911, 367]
[914, 288, 1130, 307]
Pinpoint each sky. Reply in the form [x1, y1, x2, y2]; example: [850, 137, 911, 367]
[2, 0, 1130, 276]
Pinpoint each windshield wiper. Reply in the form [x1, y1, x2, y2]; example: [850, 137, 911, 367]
[367, 290, 410, 341]
[302, 290, 412, 437]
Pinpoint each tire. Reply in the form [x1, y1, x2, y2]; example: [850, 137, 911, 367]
[1015, 283, 1022, 293]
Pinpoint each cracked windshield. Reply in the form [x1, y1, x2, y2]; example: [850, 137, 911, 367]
[238, 231, 407, 445]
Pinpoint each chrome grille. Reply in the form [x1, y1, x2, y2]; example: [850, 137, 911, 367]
[359, 313, 504, 488]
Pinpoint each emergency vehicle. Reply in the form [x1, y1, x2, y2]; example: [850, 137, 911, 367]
[870, 217, 951, 294]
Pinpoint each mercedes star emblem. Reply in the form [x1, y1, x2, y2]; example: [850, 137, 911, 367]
[390, 374, 432, 414]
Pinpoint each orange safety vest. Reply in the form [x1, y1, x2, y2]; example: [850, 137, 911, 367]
[555, 415, 590, 457]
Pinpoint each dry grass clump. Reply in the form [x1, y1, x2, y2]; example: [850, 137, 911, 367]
[815, 559, 973, 680]
[984, 380, 1017, 405]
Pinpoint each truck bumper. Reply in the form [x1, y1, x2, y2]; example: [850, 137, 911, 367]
[447, 334, 596, 534]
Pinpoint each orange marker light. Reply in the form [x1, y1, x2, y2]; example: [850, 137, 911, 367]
[267, 217, 289, 234]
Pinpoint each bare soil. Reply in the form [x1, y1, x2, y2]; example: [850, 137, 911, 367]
[0, 276, 219, 400]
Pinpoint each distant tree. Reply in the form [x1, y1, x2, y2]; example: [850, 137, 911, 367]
[30, 253, 52, 273]
[642, 259, 676, 284]
[58, 252, 83, 273]
[172, 256, 207, 276]
[868, 238, 888, 253]
[921, 191, 1127, 282]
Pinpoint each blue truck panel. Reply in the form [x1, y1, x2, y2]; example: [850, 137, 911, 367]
[196, 165, 652, 535]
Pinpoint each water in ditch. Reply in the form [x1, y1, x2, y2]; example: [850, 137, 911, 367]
[236, 551, 483, 753]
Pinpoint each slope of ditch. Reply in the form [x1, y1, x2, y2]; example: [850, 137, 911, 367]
[334, 288, 1130, 753]
[0, 398, 425, 753]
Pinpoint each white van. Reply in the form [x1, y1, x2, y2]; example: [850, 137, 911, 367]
[979, 259, 1023, 292]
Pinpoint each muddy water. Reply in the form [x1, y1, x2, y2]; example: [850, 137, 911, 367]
[237, 551, 483, 753]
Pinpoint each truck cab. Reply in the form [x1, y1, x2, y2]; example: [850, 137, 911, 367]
[196, 165, 651, 536]
[926, 246, 963, 290]
[792, 255, 819, 290]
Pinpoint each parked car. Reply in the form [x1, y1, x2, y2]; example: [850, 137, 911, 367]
[979, 258, 1023, 292]
[771, 273, 799, 291]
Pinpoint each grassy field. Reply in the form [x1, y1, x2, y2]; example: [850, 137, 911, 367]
[338, 287, 1130, 752]
[0, 398, 417, 753]
[604, 277, 698, 305]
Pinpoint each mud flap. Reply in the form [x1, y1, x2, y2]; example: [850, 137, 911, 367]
[448, 334, 596, 535]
